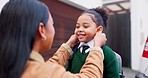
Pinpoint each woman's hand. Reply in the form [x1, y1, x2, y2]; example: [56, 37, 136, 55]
[66, 34, 79, 48]
[94, 32, 107, 47]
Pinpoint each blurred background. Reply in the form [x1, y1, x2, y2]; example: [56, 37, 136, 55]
[1, 0, 148, 77]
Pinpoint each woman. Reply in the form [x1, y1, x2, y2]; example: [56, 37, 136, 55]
[0, 0, 106, 78]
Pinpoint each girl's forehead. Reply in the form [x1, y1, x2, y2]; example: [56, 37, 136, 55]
[78, 15, 93, 22]
[79, 13, 97, 24]
[81, 13, 96, 21]
[82, 13, 95, 17]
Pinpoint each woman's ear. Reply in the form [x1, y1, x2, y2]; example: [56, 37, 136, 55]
[97, 25, 103, 33]
[38, 23, 47, 40]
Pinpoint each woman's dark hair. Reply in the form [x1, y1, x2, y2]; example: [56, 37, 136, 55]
[0, 0, 49, 78]
[82, 7, 109, 28]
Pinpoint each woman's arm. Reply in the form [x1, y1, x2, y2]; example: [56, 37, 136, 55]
[48, 34, 78, 66]
[48, 43, 73, 66]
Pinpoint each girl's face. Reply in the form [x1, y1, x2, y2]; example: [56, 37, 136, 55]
[74, 14, 98, 42]
[44, 14, 55, 50]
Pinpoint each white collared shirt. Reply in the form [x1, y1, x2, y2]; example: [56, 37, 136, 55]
[78, 39, 94, 53]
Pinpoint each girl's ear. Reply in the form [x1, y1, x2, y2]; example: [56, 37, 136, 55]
[38, 23, 47, 40]
[97, 25, 103, 33]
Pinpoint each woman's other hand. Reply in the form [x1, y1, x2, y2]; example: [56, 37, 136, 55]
[94, 32, 107, 47]
[66, 34, 79, 48]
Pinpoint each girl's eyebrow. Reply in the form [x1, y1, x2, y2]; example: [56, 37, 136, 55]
[76, 22, 90, 25]
[82, 22, 90, 25]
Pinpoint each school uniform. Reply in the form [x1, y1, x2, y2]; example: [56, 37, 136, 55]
[21, 43, 104, 78]
[66, 40, 120, 78]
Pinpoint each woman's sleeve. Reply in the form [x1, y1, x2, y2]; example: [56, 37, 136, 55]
[48, 43, 73, 66]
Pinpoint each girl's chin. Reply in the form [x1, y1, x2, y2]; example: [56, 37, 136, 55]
[78, 39, 87, 42]
[78, 38, 92, 43]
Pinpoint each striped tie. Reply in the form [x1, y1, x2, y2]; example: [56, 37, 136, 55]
[82, 45, 89, 54]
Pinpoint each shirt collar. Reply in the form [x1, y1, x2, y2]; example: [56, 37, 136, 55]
[78, 39, 94, 48]
[30, 50, 45, 64]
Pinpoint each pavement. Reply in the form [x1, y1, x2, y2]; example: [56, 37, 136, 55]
[123, 67, 138, 78]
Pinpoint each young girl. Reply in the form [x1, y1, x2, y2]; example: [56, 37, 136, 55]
[0, 0, 107, 78]
[66, 7, 120, 78]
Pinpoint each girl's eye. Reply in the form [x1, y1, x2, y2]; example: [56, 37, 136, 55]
[83, 23, 90, 28]
[83, 25, 89, 28]
[76, 25, 80, 28]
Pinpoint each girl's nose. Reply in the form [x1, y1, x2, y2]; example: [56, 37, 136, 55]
[78, 27, 84, 32]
